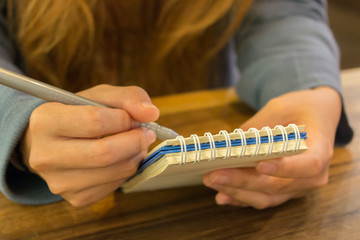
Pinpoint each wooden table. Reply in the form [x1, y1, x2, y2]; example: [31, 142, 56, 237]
[1, 68, 360, 240]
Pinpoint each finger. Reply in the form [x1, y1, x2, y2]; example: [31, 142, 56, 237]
[238, 96, 333, 179]
[31, 102, 135, 138]
[30, 127, 156, 170]
[204, 168, 293, 195]
[43, 151, 145, 194]
[214, 188, 297, 209]
[203, 167, 328, 195]
[77, 85, 160, 123]
[255, 132, 332, 178]
[215, 193, 249, 207]
[61, 179, 123, 207]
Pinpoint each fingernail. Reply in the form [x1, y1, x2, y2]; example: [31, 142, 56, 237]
[142, 102, 159, 111]
[257, 161, 276, 175]
[143, 128, 157, 144]
[210, 174, 230, 185]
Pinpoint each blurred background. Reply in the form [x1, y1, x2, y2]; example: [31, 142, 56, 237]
[328, 0, 360, 69]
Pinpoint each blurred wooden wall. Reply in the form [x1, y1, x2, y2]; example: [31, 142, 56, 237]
[328, 0, 360, 69]
[333, 0, 360, 11]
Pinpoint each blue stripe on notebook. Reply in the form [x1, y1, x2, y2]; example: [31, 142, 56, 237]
[136, 132, 307, 175]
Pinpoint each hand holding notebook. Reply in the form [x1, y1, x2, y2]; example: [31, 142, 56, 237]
[199, 87, 343, 208]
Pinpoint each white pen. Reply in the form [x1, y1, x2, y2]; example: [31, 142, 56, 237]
[0, 67, 179, 140]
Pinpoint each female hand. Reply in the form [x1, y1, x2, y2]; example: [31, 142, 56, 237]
[203, 87, 341, 209]
[21, 84, 159, 207]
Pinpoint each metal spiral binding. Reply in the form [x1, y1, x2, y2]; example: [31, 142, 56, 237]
[205, 132, 216, 161]
[233, 128, 247, 157]
[190, 134, 201, 163]
[248, 128, 261, 156]
[288, 124, 301, 152]
[219, 130, 231, 159]
[176, 124, 301, 165]
[262, 126, 274, 156]
[274, 125, 288, 154]
[176, 135, 187, 165]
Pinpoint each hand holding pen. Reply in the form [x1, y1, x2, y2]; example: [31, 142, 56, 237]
[0, 68, 178, 140]
[0, 68, 178, 206]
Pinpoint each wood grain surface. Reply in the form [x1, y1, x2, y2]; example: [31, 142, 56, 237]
[1, 69, 359, 240]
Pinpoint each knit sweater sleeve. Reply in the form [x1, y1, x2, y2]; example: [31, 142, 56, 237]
[0, 13, 62, 204]
[234, 0, 353, 145]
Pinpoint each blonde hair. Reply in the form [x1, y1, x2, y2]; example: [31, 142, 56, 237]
[7, 0, 252, 95]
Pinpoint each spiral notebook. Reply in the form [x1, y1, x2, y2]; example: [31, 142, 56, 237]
[122, 124, 308, 193]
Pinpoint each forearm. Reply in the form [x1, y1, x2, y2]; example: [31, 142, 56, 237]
[0, 12, 63, 204]
[234, 0, 352, 145]
[235, 0, 340, 109]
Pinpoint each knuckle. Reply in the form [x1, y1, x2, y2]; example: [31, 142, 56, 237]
[28, 159, 45, 172]
[48, 182, 67, 195]
[117, 110, 132, 127]
[267, 179, 289, 195]
[69, 197, 90, 208]
[308, 156, 326, 177]
[312, 172, 329, 188]
[121, 160, 139, 178]
[324, 141, 335, 160]
[91, 140, 116, 167]
[126, 86, 147, 96]
[253, 198, 272, 210]
[85, 108, 105, 136]
[306, 138, 334, 178]
[140, 150, 148, 159]
[95, 84, 111, 91]
[28, 154, 50, 172]
[28, 103, 51, 131]
[28, 111, 41, 130]
[236, 176, 248, 189]
[129, 130, 151, 154]
[138, 130, 151, 151]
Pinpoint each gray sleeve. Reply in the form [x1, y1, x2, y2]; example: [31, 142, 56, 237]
[0, 14, 62, 204]
[234, 0, 353, 145]
[235, 0, 341, 109]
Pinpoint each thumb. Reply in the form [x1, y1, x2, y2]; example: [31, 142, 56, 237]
[77, 85, 160, 123]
